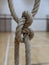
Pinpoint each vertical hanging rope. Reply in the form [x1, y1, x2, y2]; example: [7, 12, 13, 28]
[24, 35, 31, 65]
[15, 43, 19, 65]
[32, 0, 40, 17]
[8, 0, 40, 65]
[8, 0, 19, 23]
[14, 18, 25, 65]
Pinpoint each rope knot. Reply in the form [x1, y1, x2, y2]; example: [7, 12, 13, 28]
[15, 11, 34, 44]
[22, 11, 33, 28]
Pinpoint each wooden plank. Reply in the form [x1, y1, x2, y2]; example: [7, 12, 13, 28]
[0, 33, 10, 65]
[0, 32, 49, 65]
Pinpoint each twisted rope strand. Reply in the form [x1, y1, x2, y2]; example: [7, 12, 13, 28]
[15, 42, 19, 65]
[8, 0, 40, 23]
[32, 0, 40, 17]
[8, 0, 19, 23]
[15, 12, 34, 65]
[8, 0, 40, 65]
[24, 35, 31, 65]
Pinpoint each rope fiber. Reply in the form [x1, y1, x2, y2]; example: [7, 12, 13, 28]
[8, 0, 40, 65]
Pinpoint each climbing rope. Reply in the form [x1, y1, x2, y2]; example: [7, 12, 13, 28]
[8, 0, 40, 65]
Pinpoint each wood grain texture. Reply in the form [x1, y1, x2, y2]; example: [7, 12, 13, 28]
[0, 32, 49, 65]
[0, 33, 10, 65]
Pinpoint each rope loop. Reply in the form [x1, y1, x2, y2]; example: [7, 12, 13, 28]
[15, 11, 34, 44]
[8, 0, 40, 23]
[8, 0, 40, 65]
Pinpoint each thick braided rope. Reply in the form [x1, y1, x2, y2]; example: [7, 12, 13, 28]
[15, 14, 34, 65]
[32, 0, 40, 16]
[8, 0, 40, 23]
[15, 42, 19, 65]
[22, 11, 34, 65]
[24, 35, 31, 65]
[8, 0, 19, 23]
[8, 0, 40, 65]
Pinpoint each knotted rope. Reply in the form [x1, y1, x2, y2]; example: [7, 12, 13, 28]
[15, 12, 34, 65]
[8, 0, 40, 65]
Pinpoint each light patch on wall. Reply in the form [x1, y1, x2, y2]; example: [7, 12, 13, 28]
[13, 0, 34, 18]
[21, 0, 35, 5]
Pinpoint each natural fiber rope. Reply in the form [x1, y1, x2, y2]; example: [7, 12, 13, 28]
[8, 0, 40, 23]
[32, 0, 40, 16]
[24, 35, 32, 65]
[8, 0, 19, 23]
[8, 0, 40, 65]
